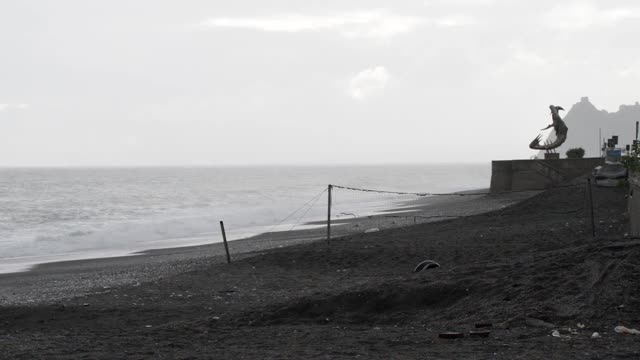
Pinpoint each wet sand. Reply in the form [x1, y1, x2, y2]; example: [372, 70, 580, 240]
[1, 182, 638, 359]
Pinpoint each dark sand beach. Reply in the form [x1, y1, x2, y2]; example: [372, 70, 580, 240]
[1, 180, 639, 359]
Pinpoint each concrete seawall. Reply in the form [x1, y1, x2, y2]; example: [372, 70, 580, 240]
[490, 158, 604, 192]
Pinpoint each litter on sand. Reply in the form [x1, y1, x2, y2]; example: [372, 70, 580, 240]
[469, 330, 490, 338]
[413, 260, 440, 272]
[614, 326, 640, 335]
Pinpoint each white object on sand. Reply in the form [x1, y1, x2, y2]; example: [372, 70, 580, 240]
[614, 326, 640, 335]
[364, 228, 379, 233]
[551, 330, 561, 337]
[591, 332, 601, 339]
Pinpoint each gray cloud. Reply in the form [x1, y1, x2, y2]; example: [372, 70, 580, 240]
[544, 2, 640, 30]
[0, 103, 29, 112]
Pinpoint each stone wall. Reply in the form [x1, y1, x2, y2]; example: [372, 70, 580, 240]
[490, 157, 605, 192]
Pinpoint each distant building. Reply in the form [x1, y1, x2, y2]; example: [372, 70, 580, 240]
[538, 97, 640, 158]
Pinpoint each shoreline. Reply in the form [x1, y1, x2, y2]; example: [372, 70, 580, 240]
[0, 187, 539, 306]
[0, 187, 519, 275]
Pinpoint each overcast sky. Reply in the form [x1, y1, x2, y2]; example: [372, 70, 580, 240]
[2, 0, 640, 166]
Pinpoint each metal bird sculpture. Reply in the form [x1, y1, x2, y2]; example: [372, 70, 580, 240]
[529, 105, 568, 150]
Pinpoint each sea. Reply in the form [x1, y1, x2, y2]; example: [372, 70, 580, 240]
[0, 164, 491, 273]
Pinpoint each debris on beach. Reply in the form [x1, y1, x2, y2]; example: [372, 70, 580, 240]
[438, 332, 464, 339]
[413, 260, 440, 272]
[525, 318, 556, 329]
[364, 228, 380, 233]
[469, 330, 490, 338]
[551, 329, 573, 339]
[614, 326, 640, 335]
[591, 332, 601, 339]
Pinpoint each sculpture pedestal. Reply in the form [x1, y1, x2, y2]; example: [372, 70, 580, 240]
[544, 153, 560, 159]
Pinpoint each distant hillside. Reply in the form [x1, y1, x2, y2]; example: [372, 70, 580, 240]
[538, 97, 639, 158]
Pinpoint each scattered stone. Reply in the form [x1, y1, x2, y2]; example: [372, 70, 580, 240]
[577, 323, 585, 329]
[551, 330, 561, 337]
[591, 332, 601, 339]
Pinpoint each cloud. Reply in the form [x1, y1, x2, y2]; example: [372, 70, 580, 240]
[512, 47, 548, 68]
[435, 14, 476, 27]
[544, 2, 640, 30]
[493, 44, 555, 75]
[616, 67, 640, 78]
[0, 103, 29, 112]
[200, 10, 475, 39]
[431, 0, 496, 5]
[348, 66, 390, 100]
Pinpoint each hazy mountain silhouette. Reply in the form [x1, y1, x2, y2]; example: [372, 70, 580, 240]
[538, 97, 640, 158]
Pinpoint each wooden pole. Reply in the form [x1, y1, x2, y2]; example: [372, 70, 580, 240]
[327, 184, 332, 244]
[587, 178, 595, 238]
[219, 221, 231, 264]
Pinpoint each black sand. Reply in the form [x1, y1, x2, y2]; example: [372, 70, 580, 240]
[1, 182, 639, 359]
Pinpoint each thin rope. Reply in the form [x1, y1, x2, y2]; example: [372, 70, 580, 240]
[331, 183, 578, 197]
[289, 189, 326, 231]
[385, 214, 462, 219]
[263, 187, 328, 235]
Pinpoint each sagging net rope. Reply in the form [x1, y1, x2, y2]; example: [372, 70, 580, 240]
[288, 189, 327, 231]
[264, 187, 328, 235]
[331, 183, 580, 196]
[219, 181, 588, 249]
[325, 182, 589, 239]
[331, 184, 484, 196]
[214, 180, 593, 260]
